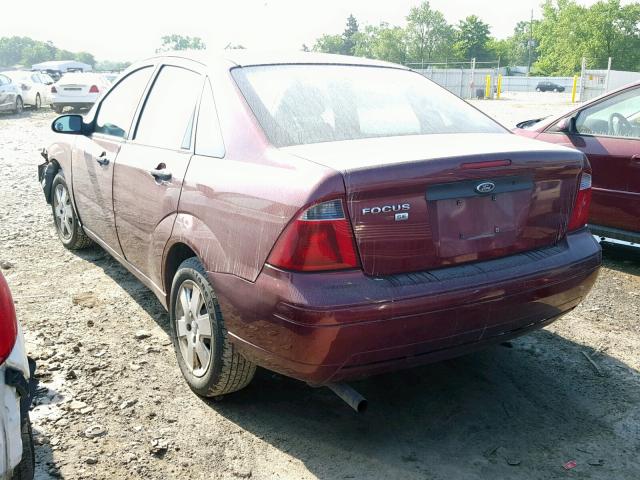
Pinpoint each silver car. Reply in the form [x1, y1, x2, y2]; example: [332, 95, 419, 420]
[0, 73, 23, 114]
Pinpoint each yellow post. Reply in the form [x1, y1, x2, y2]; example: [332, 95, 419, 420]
[571, 75, 578, 103]
[496, 74, 503, 99]
[485, 74, 491, 99]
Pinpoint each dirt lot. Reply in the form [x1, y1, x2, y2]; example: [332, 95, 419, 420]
[1, 98, 639, 480]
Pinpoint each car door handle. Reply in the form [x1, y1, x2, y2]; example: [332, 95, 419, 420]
[96, 152, 109, 166]
[149, 168, 172, 182]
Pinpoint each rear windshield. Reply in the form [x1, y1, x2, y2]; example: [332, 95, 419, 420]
[232, 64, 504, 147]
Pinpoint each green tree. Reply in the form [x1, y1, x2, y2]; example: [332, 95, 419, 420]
[341, 14, 359, 55]
[583, 0, 640, 71]
[313, 34, 345, 54]
[75, 52, 96, 67]
[533, 0, 590, 75]
[95, 60, 131, 72]
[406, 2, 453, 65]
[157, 34, 206, 53]
[352, 23, 407, 64]
[453, 15, 491, 61]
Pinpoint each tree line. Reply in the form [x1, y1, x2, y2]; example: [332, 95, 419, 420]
[0, 37, 98, 69]
[312, 0, 640, 75]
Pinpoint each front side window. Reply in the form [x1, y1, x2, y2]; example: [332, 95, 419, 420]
[232, 64, 504, 147]
[95, 67, 153, 138]
[135, 65, 202, 150]
[576, 88, 640, 139]
[195, 80, 225, 158]
[0, 75, 8, 86]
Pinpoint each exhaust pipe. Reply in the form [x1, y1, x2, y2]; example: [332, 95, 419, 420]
[326, 383, 368, 413]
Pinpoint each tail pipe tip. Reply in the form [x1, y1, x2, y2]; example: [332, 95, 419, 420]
[326, 382, 368, 413]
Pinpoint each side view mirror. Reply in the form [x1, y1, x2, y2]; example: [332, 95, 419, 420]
[52, 114, 84, 135]
[556, 116, 576, 133]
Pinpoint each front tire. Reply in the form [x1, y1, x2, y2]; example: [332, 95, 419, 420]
[11, 414, 34, 480]
[170, 257, 256, 397]
[51, 173, 92, 250]
[13, 96, 23, 114]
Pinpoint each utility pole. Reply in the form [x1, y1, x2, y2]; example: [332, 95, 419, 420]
[527, 9, 533, 76]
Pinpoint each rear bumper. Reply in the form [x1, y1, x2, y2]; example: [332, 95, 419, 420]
[51, 101, 94, 108]
[212, 229, 601, 384]
[589, 223, 640, 245]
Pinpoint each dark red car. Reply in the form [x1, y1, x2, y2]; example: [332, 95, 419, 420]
[38, 52, 600, 408]
[514, 81, 640, 244]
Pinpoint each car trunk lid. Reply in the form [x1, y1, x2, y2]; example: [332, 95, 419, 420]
[283, 133, 584, 276]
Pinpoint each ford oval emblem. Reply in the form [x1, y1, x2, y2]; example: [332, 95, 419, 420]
[475, 181, 496, 194]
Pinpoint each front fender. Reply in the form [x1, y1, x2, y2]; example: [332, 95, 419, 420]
[38, 141, 74, 204]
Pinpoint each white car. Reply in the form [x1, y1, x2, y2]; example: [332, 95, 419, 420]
[50, 72, 111, 113]
[0, 272, 34, 480]
[2, 71, 52, 110]
[0, 74, 23, 114]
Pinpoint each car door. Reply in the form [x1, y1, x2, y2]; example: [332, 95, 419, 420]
[72, 66, 155, 255]
[112, 63, 203, 279]
[537, 86, 640, 233]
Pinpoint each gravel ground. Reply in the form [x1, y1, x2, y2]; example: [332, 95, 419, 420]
[1, 99, 639, 480]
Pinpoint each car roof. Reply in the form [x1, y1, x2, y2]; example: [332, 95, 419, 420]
[150, 50, 408, 70]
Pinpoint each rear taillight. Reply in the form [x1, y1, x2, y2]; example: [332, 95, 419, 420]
[0, 273, 18, 365]
[51, 85, 57, 93]
[568, 171, 592, 231]
[268, 199, 360, 272]
[89, 85, 99, 93]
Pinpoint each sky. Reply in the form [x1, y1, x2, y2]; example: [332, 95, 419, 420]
[1, 0, 631, 62]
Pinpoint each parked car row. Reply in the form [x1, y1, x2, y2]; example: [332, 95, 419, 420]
[0, 71, 120, 115]
[38, 52, 601, 412]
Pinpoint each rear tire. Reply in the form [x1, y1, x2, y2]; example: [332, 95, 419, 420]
[536, 87, 541, 92]
[11, 414, 34, 480]
[34, 94, 41, 110]
[51, 173, 92, 250]
[170, 257, 256, 397]
[52, 105, 63, 114]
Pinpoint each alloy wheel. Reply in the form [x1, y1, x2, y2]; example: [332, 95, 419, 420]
[175, 280, 213, 378]
[53, 183, 74, 241]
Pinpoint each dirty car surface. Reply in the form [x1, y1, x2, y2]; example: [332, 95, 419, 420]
[38, 51, 601, 399]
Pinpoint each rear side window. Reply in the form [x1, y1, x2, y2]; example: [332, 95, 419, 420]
[0, 75, 8, 86]
[95, 67, 153, 138]
[232, 64, 504, 147]
[135, 65, 202, 150]
[195, 80, 225, 158]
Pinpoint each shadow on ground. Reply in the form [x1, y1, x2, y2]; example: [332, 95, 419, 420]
[208, 333, 640, 479]
[75, 246, 170, 334]
[72, 244, 640, 479]
[601, 242, 640, 276]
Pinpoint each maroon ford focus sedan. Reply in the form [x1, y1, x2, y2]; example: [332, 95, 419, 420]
[513, 81, 640, 245]
[38, 52, 600, 407]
